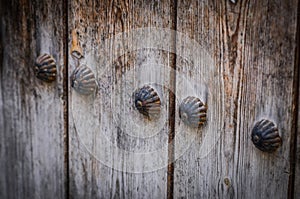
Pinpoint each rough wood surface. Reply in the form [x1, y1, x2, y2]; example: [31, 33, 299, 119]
[0, 0, 66, 198]
[294, 67, 300, 198]
[173, 0, 298, 199]
[294, 13, 300, 198]
[1, 0, 299, 198]
[68, 0, 175, 198]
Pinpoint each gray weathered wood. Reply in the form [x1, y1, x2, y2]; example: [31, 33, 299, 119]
[1, 0, 298, 198]
[173, 0, 298, 198]
[0, 0, 66, 198]
[294, 45, 300, 198]
[293, 3, 300, 197]
[68, 0, 175, 198]
[295, 78, 300, 198]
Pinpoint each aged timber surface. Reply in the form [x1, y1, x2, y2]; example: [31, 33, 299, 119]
[294, 5, 300, 197]
[294, 53, 300, 198]
[0, 0, 66, 198]
[173, 0, 298, 199]
[68, 0, 175, 198]
[0, 0, 299, 199]
[295, 80, 300, 199]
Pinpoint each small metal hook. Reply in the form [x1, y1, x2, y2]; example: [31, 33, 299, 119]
[71, 29, 83, 59]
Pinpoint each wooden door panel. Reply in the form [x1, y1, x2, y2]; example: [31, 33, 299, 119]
[173, 0, 298, 198]
[0, 0, 66, 198]
[68, 1, 175, 198]
[1, 0, 299, 198]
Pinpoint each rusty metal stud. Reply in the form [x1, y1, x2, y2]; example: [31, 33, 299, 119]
[34, 53, 57, 82]
[179, 96, 207, 128]
[71, 29, 83, 59]
[251, 119, 282, 152]
[71, 65, 97, 95]
[133, 85, 161, 118]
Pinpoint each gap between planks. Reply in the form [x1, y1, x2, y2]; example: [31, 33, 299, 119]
[288, 0, 300, 198]
[63, 0, 70, 199]
[167, 0, 178, 199]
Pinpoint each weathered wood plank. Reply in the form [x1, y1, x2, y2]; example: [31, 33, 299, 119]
[0, 0, 66, 198]
[294, 14, 300, 198]
[173, 0, 298, 198]
[294, 62, 300, 198]
[68, 0, 175, 198]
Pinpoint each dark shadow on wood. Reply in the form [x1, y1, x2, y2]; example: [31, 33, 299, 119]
[288, 1, 300, 198]
[167, 1, 178, 199]
[63, 0, 69, 199]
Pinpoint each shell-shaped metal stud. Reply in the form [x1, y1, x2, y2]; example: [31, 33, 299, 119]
[251, 119, 282, 152]
[71, 65, 96, 95]
[179, 96, 207, 128]
[34, 54, 57, 82]
[133, 85, 161, 118]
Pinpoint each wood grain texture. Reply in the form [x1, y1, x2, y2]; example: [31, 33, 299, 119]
[294, 6, 300, 197]
[0, 0, 66, 198]
[173, 0, 298, 198]
[68, 0, 175, 198]
[294, 62, 300, 198]
[1, 0, 298, 198]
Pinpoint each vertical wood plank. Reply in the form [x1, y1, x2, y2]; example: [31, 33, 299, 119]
[293, 56, 300, 198]
[68, 1, 175, 198]
[293, 2, 300, 196]
[0, 0, 66, 198]
[294, 83, 300, 198]
[173, 0, 298, 198]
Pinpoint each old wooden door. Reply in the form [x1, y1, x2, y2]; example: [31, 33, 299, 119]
[1, 0, 300, 198]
